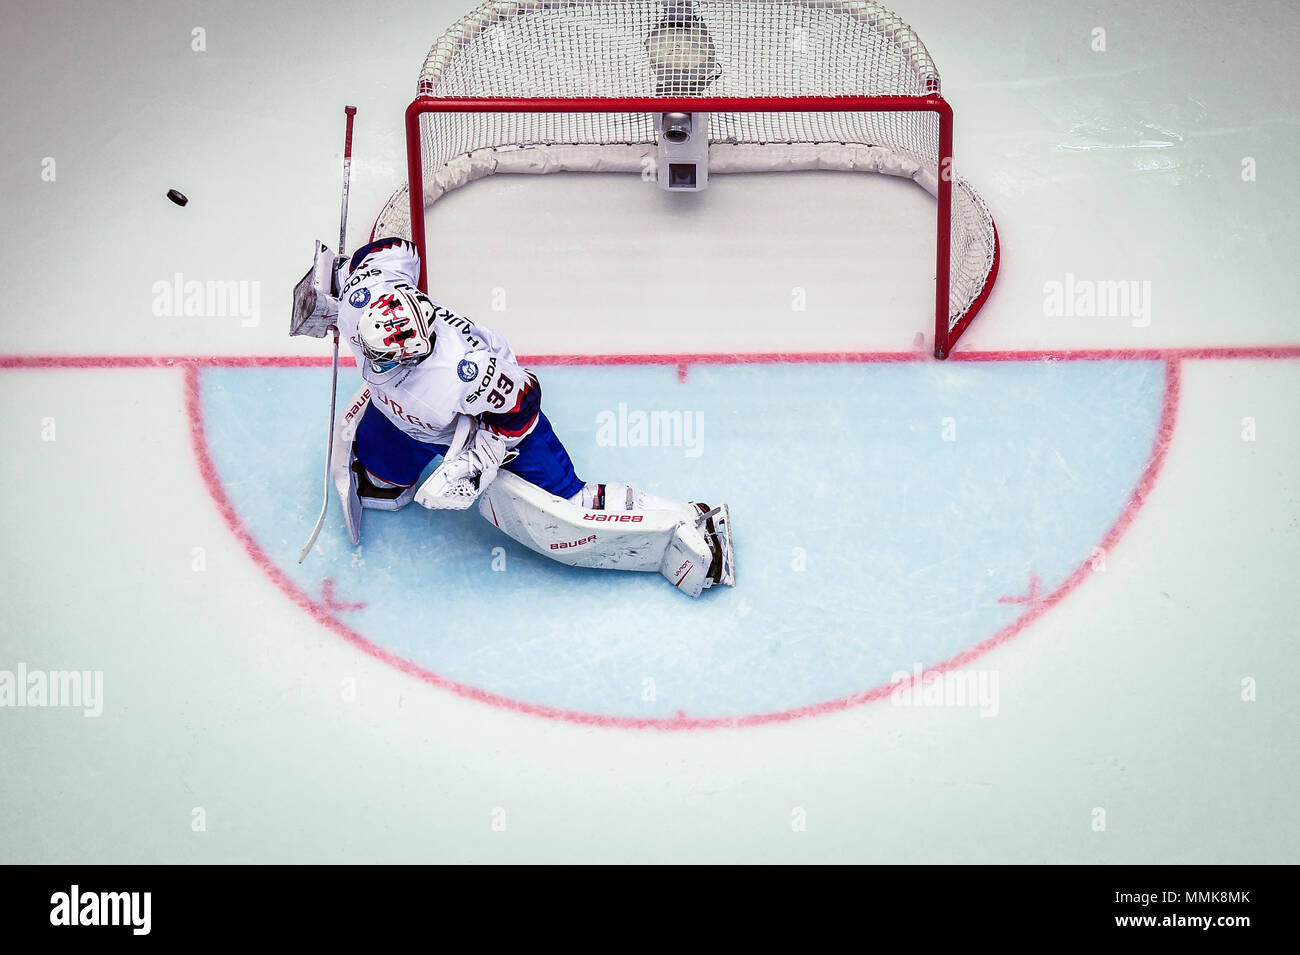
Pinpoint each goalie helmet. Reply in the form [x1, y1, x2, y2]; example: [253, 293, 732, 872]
[357, 286, 436, 373]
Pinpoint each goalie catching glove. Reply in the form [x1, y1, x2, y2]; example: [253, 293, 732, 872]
[415, 416, 515, 510]
[290, 240, 346, 339]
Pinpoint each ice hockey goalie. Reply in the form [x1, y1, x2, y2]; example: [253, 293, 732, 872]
[297, 237, 734, 597]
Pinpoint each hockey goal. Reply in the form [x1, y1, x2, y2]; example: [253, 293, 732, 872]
[372, 0, 999, 358]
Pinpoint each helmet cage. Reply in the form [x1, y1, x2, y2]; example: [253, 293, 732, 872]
[359, 287, 435, 373]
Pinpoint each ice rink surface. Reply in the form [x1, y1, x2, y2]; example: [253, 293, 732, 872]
[2, 0, 1298, 862]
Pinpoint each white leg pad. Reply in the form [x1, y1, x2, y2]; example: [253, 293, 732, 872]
[478, 471, 717, 596]
[330, 384, 417, 546]
[332, 385, 371, 546]
[658, 519, 715, 597]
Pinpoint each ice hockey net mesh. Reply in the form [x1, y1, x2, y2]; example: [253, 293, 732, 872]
[373, 0, 997, 342]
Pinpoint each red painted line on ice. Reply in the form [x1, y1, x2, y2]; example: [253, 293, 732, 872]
[179, 354, 1188, 730]
[0, 355, 342, 369]
[934, 357, 1183, 678]
[320, 579, 365, 612]
[2, 343, 1299, 371]
[183, 363, 629, 728]
[997, 572, 1043, 606]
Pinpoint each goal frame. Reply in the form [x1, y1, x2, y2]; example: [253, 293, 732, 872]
[403, 94, 997, 359]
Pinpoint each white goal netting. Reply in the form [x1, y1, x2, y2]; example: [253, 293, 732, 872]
[372, 0, 997, 337]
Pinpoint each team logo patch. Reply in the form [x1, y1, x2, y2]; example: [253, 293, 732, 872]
[457, 359, 479, 382]
[349, 288, 371, 308]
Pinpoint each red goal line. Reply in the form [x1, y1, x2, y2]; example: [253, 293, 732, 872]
[1, 346, 1299, 372]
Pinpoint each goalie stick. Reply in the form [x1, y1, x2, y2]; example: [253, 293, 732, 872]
[297, 105, 357, 563]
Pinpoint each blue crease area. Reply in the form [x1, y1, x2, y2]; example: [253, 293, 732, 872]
[200, 359, 1165, 719]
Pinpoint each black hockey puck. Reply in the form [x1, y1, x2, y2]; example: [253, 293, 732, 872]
[167, 189, 188, 206]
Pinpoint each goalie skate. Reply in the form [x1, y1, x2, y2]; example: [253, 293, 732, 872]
[695, 503, 734, 589]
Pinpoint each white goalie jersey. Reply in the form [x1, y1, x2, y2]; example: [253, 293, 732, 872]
[297, 236, 733, 596]
[333, 238, 541, 449]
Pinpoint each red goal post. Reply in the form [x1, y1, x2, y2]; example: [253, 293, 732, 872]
[376, 1, 1000, 359]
